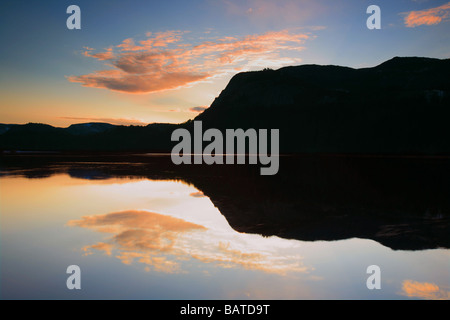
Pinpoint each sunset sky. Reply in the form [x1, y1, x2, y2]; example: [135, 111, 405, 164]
[1, 0, 449, 127]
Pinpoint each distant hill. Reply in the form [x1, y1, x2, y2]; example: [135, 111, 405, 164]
[66, 122, 116, 135]
[0, 122, 177, 152]
[1, 56, 450, 153]
[0, 124, 17, 135]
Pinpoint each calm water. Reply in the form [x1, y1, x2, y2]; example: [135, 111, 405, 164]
[0, 155, 449, 300]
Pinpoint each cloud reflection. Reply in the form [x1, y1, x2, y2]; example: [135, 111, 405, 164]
[68, 209, 309, 275]
[400, 280, 450, 300]
[189, 191, 206, 198]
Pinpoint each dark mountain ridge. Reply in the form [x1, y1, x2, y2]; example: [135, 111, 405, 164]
[194, 56, 450, 154]
[1, 56, 449, 153]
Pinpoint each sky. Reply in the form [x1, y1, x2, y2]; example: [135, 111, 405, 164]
[0, 0, 449, 127]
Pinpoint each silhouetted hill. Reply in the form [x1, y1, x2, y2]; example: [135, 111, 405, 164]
[1, 56, 449, 153]
[194, 56, 450, 153]
[0, 124, 17, 135]
[66, 122, 115, 135]
[0, 122, 177, 152]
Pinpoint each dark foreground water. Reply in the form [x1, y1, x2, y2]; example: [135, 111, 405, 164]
[0, 154, 449, 299]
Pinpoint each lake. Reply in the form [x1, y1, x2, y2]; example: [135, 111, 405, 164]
[0, 154, 449, 299]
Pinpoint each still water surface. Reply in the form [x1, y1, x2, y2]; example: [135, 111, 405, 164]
[0, 155, 449, 299]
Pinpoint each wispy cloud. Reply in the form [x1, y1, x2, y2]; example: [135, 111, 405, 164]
[68, 210, 206, 273]
[82, 242, 113, 256]
[82, 47, 115, 61]
[403, 2, 450, 27]
[117, 31, 188, 51]
[68, 29, 311, 94]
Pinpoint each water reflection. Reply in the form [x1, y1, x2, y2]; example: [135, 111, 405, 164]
[67, 206, 309, 275]
[2, 154, 449, 251]
[1, 154, 449, 299]
[400, 280, 450, 300]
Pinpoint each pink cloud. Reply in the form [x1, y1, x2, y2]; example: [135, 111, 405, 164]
[67, 209, 309, 275]
[68, 70, 209, 94]
[140, 30, 187, 48]
[192, 30, 308, 63]
[403, 2, 450, 27]
[117, 31, 187, 52]
[68, 29, 311, 94]
[83, 47, 115, 61]
[83, 242, 113, 256]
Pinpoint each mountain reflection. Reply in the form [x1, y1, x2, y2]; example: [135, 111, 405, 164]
[1, 153, 449, 250]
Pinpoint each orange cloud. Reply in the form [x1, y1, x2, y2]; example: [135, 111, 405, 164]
[68, 29, 311, 94]
[401, 280, 450, 300]
[140, 30, 187, 48]
[117, 31, 187, 52]
[116, 252, 181, 273]
[83, 242, 113, 256]
[68, 71, 209, 94]
[116, 38, 138, 52]
[191, 241, 308, 275]
[68, 209, 309, 275]
[68, 210, 207, 273]
[403, 2, 450, 27]
[67, 210, 206, 235]
[83, 47, 115, 61]
[192, 30, 308, 64]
